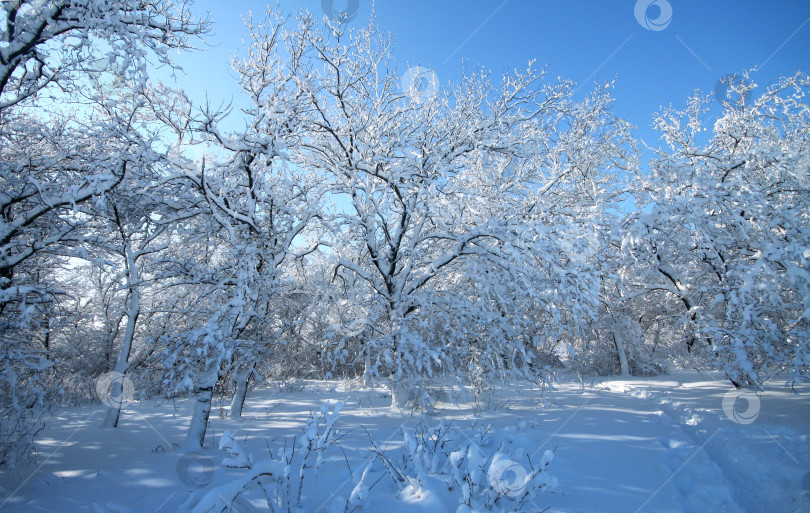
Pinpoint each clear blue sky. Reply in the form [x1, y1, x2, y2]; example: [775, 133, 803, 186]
[165, 0, 810, 149]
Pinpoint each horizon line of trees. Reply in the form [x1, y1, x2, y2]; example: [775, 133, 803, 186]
[1, 1, 807, 468]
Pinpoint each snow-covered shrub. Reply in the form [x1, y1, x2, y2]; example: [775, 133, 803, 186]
[181, 402, 555, 513]
[0, 285, 54, 468]
[182, 401, 344, 513]
[380, 420, 556, 512]
[0, 340, 51, 468]
[567, 337, 663, 377]
[219, 431, 253, 469]
[566, 310, 666, 378]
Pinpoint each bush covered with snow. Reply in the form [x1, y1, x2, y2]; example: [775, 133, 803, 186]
[383, 420, 556, 512]
[181, 402, 554, 513]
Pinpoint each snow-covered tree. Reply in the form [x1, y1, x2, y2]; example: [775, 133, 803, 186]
[158, 11, 325, 447]
[0, 0, 208, 465]
[86, 148, 204, 427]
[626, 71, 810, 387]
[292, 17, 634, 407]
[0, 0, 208, 112]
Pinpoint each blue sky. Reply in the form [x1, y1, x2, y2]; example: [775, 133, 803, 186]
[165, 0, 810, 149]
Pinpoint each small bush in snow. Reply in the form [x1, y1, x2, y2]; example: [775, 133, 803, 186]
[377, 420, 556, 512]
[182, 400, 344, 513]
[180, 403, 555, 513]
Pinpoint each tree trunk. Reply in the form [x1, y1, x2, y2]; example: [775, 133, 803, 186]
[230, 366, 253, 418]
[363, 341, 371, 387]
[107, 239, 140, 428]
[390, 380, 409, 410]
[183, 368, 218, 449]
[389, 326, 408, 409]
[613, 332, 630, 377]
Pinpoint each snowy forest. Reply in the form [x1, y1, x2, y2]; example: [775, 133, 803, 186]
[1, 1, 808, 512]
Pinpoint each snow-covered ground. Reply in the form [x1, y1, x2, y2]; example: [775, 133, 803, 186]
[1, 371, 808, 513]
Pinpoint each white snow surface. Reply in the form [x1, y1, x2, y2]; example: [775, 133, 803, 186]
[0, 370, 807, 512]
